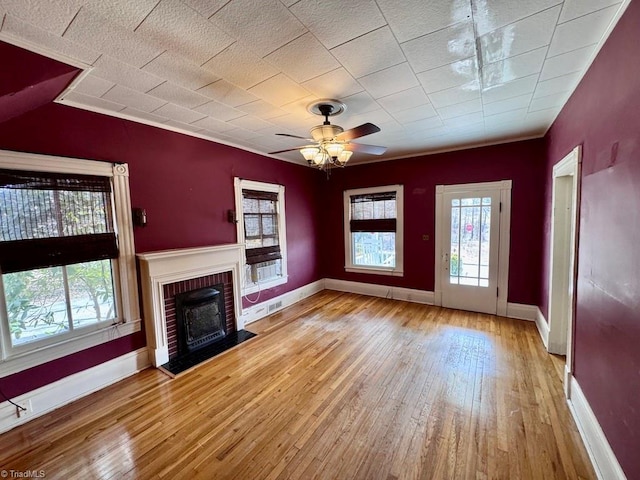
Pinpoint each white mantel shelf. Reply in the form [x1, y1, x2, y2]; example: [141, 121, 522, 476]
[137, 244, 244, 367]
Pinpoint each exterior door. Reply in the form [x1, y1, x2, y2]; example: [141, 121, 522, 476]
[439, 188, 501, 314]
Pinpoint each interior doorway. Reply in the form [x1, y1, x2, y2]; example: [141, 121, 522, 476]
[547, 146, 581, 390]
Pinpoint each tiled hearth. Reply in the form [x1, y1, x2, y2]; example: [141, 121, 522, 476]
[137, 244, 244, 367]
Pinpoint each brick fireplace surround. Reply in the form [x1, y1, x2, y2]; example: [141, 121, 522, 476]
[137, 244, 244, 367]
[163, 272, 235, 359]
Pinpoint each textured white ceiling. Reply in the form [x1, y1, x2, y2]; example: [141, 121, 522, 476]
[0, 0, 629, 165]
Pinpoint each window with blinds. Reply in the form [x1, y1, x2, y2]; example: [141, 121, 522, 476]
[344, 185, 404, 274]
[0, 169, 118, 348]
[0, 169, 118, 273]
[350, 191, 397, 234]
[234, 178, 287, 293]
[242, 189, 282, 266]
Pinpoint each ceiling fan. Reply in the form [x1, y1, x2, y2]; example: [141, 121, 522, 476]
[268, 99, 387, 171]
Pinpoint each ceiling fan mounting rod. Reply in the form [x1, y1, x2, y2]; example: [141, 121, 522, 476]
[318, 103, 334, 125]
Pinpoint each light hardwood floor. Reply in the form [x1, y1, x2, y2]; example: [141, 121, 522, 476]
[0, 291, 594, 479]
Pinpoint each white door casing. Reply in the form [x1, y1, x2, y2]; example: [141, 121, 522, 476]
[435, 181, 512, 316]
[548, 146, 581, 391]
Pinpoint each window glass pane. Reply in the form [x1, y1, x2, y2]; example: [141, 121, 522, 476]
[244, 214, 260, 238]
[350, 201, 362, 220]
[3, 266, 69, 346]
[59, 190, 110, 235]
[459, 205, 480, 279]
[350, 194, 396, 221]
[0, 189, 58, 240]
[242, 198, 259, 213]
[451, 199, 460, 206]
[262, 214, 276, 235]
[258, 199, 275, 214]
[449, 197, 490, 288]
[373, 200, 385, 219]
[480, 205, 491, 281]
[383, 199, 396, 218]
[353, 200, 373, 220]
[67, 260, 116, 327]
[261, 237, 278, 247]
[352, 232, 396, 267]
[450, 204, 460, 277]
[245, 238, 262, 249]
[0, 188, 111, 241]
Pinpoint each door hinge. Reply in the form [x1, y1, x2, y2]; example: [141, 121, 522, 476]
[499, 202, 502, 213]
[496, 287, 499, 297]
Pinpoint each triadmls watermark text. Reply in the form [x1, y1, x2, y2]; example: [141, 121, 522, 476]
[1, 470, 46, 478]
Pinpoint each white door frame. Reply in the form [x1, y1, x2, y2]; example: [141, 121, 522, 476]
[434, 180, 512, 316]
[547, 146, 581, 390]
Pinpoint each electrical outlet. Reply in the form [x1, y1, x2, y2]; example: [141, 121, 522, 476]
[16, 400, 31, 419]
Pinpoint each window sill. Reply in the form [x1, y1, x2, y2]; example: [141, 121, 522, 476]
[0, 318, 141, 377]
[345, 266, 404, 277]
[242, 275, 288, 295]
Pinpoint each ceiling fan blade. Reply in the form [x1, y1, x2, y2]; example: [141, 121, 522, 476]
[335, 123, 381, 141]
[268, 147, 306, 154]
[276, 133, 312, 141]
[346, 142, 387, 155]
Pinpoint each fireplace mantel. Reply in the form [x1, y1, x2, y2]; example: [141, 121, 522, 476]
[137, 244, 244, 367]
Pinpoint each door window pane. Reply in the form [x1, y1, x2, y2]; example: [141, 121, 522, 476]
[449, 196, 491, 287]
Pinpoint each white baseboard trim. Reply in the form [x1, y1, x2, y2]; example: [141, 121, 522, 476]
[535, 307, 550, 349]
[0, 348, 150, 434]
[505, 302, 537, 321]
[567, 375, 626, 480]
[240, 279, 326, 325]
[325, 278, 435, 305]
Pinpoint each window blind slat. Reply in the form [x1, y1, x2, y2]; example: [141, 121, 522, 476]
[350, 219, 397, 233]
[0, 169, 111, 192]
[0, 233, 118, 273]
[1, 169, 117, 272]
[242, 189, 278, 201]
[245, 245, 282, 265]
[350, 191, 396, 203]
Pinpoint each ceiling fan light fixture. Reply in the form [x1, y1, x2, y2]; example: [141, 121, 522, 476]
[268, 98, 386, 175]
[313, 150, 327, 165]
[310, 124, 344, 142]
[300, 146, 319, 161]
[325, 142, 345, 158]
[338, 150, 353, 164]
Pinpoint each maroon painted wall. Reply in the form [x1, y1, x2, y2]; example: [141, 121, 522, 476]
[0, 43, 322, 398]
[541, 1, 640, 477]
[321, 139, 547, 306]
[0, 42, 80, 123]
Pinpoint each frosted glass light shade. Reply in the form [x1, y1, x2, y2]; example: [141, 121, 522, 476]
[313, 151, 326, 165]
[338, 150, 353, 164]
[326, 142, 345, 158]
[300, 147, 319, 161]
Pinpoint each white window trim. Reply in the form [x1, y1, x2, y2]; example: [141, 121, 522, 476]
[0, 150, 141, 376]
[234, 178, 288, 295]
[344, 184, 404, 276]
